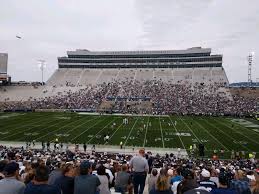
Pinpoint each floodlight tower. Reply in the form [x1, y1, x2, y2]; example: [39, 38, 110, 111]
[38, 60, 46, 85]
[247, 52, 254, 85]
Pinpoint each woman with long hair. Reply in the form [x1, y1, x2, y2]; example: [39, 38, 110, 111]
[150, 168, 172, 194]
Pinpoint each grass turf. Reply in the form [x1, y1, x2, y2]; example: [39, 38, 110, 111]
[0, 112, 259, 157]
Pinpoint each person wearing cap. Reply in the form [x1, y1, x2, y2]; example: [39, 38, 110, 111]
[0, 161, 25, 194]
[129, 148, 149, 194]
[74, 161, 101, 194]
[211, 170, 237, 194]
[198, 169, 217, 192]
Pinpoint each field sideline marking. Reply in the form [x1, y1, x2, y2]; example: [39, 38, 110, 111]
[124, 118, 139, 146]
[192, 118, 229, 151]
[202, 118, 250, 151]
[178, 116, 206, 149]
[87, 118, 117, 144]
[168, 116, 186, 150]
[159, 116, 165, 148]
[211, 118, 259, 146]
[35, 116, 91, 141]
[71, 117, 108, 142]
[1, 114, 62, 140]
[143, 117, 150, 147]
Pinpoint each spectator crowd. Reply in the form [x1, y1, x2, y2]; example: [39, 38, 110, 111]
[0, 145, 258, 194]
[0, 81, 258, 116]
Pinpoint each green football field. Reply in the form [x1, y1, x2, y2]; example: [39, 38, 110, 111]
[0, 112, 259, 157]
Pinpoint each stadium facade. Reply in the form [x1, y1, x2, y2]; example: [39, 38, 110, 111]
[58, 47, 223, 69]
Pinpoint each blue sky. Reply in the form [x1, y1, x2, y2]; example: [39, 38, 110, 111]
[0, 0, 259, 83]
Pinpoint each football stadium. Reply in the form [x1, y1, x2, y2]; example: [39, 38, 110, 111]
[0, 47, 258, 159]
[1, 1, 259, 194]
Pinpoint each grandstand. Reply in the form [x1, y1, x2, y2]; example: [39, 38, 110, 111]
[47, 47, 228, 86]
[0, 47, 230, 104]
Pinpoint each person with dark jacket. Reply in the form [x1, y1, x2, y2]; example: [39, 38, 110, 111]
[54, 163, 75, 194]
[74, 161, 101, 194]
[177, 169, 198, 194]
[211, 170, 237, 194]
[24, 165, 60, 194]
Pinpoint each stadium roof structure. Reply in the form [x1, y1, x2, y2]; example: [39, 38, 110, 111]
[58, 47, 223, 69]
[66, 47, 211, 56]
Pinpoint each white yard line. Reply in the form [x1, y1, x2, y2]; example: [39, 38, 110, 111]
[192, 118, 229, 151]
[168, 116, 186, 150]
[143, 117, 150, 147]
[71, 117, 107, 142]
[159, 116, 165, 148]
[212, 118, 259, 146]
[225, 119, 259, 138]
[87, 118, 117, 143]
[202, 118, 250, 151]
[104, 122, 124, 145]
[1, 115, 60, 140]
[34, 118, 83, 141]
[124, 118, 139, 146]
[2, 113, 52, 131]
[178, 116, 204, 147]
[59, 117, 98, 136]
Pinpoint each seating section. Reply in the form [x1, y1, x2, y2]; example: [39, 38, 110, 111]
[0, 67, 230, 102]
[46, 67, 229, 86]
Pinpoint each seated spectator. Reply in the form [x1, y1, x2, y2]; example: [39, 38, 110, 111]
[0, 160, 7, 180]
[211, 169, 237, 194]
[150, 168, 172, 194]
[74, 161, 101, 194]
[198, 169, 217, 192]
[230, 170, 251, 194]
[177, 169, 198, 194]
[48, 162, 64, 185]
[251, 173, 259, 194]
[97, 164, 111, 194]
[171, 168, 183, 194]
[54, 163, 75, 194]
[20, 162, 32, 181]
[0, 162, 25, 194]
[24, 165, 60, 194]
[148, 169, 158, 193]
[115, 164, 131, 194]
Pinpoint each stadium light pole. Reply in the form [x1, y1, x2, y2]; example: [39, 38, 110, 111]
[38, 60, 46, 85]
[247, 52, 254, 86]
